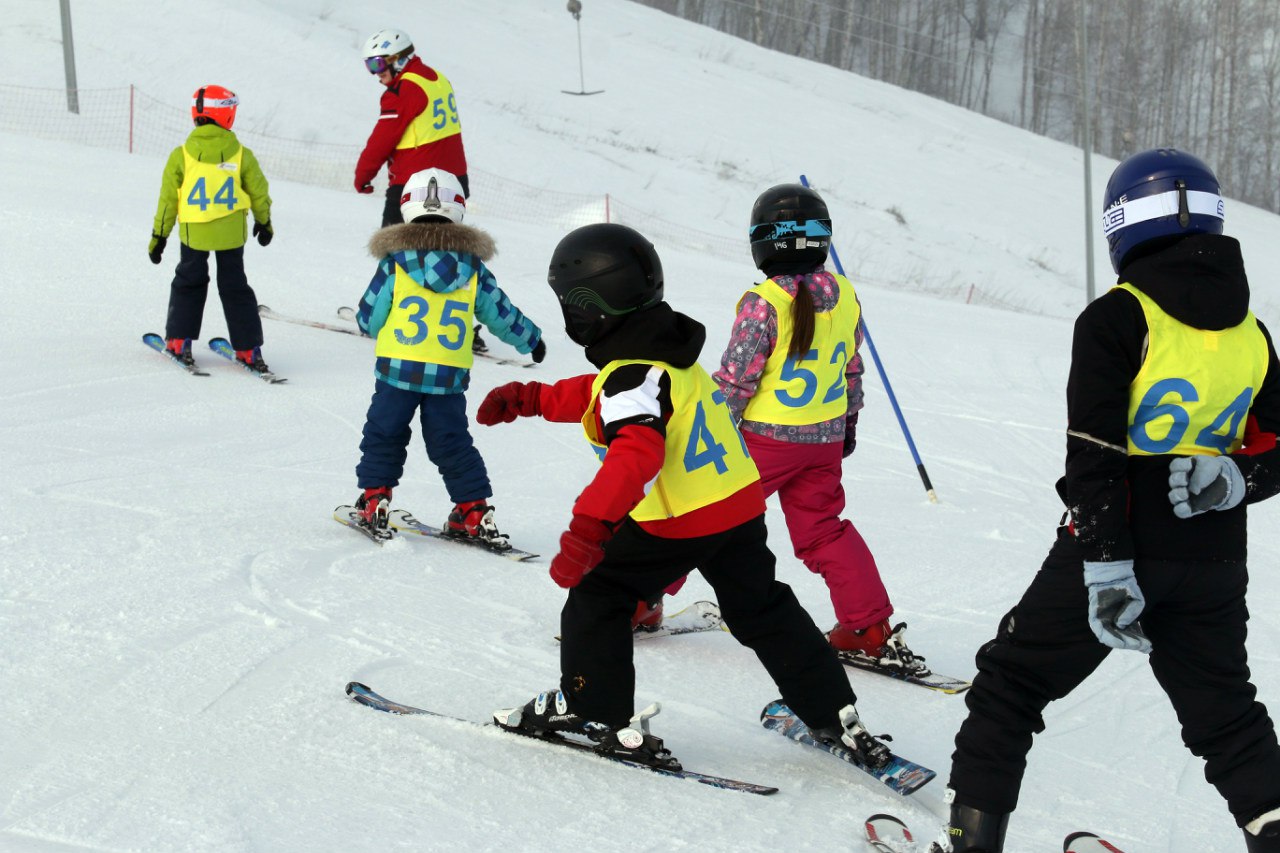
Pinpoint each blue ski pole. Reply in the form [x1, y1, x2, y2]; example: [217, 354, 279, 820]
[800, 174, 938, 503]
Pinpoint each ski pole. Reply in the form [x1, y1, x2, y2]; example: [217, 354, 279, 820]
[800, 174, 938, 503]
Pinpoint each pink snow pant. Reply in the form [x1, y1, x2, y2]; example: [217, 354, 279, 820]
[745, 431, 892, 631]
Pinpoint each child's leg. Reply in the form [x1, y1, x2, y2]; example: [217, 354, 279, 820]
[355, 383, 421, 489]
[211, 246, 263, 350]
[773, 441, 892, 630]
[420, 393, 492, 504]
[165, 244, 211, 340]
[698, 514, 856, 731]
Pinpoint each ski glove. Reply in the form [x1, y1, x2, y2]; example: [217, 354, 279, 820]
[253, 220, 273, 247]
[531, 338, 547, 364]
[550, 515, 613, 589]
[148, 233, 166, 265]
[477, 381, 544, 425]
[1168, 455, 1245, 518]
[355, 178, 375, 194]
[842, 412, 859, 459]
[1083, 560, 1151, 654]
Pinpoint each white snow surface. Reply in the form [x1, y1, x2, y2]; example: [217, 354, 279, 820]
[3, 2, 1280, 852]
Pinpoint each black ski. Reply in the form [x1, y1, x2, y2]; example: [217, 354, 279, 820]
[344, 681, 778, 795]
[142, 333, 209, 376]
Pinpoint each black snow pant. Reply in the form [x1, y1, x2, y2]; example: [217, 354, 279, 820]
[558, 513, 855, 730]
[381, 173, 471, 227]
[164, 244, 263, 350]
[948, 526, 1280, 827]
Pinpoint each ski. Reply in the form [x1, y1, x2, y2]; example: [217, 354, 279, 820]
[333, 306, 538, 368]
[142, 333, 209, 376]
[1064, 831, 1127, 853]
[344, 681, 778, 796]
[385, 507, 538, 562]
[332, 505, 394, 544]
[835, 649, 971, 694]
[207, 338, 286, 383]
[260, 304, 365, 337]
[760, 700, 935, 795]
[557, 600, 727, 642]
[864, 813, 916, 852]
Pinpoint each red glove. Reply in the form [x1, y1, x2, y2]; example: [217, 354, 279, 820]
[355, 178, 375, 194]
[550, 515, 613, 589]
[477, 382, 544, 425]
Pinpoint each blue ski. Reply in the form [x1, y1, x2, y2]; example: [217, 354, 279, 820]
[345, 682, 778, 796]
[207, 337, 286, 383]
[142, 333, 209, 376]
[761, 700, 935, 795]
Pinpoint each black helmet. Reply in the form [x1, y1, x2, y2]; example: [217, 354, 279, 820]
[749, 183, 832, 271]
[547, 223, 665, 346]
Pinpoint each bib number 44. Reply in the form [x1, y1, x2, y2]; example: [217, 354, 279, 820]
[186, 175, 239, 212]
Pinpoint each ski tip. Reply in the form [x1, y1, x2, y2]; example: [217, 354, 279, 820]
[759, 699, 789, 720]
[346, 681, 371, 698]
[865, 812, 912, 839]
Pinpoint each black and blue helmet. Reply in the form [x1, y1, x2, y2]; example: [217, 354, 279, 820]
[749, 183, 832, 271]
[1102, 148, 1224, 273]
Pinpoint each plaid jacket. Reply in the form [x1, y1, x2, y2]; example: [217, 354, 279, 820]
[357, 221, 542, 394]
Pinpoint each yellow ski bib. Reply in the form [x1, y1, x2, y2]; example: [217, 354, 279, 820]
[375, 264, 477, 367]
[742, 274, 861, 425]
[396, 71, 463, 149]
[583, 360, 759, 521]
[178, 148, 249, 224]
[1119, 282, 1268, 456]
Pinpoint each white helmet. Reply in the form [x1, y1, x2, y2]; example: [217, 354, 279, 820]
[400, 169, 467, 224]
[362, 29, 414, 74]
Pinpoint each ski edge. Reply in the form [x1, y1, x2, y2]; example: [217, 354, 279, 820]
[207, 337, 287, 383]
[385, 508, 539, 562]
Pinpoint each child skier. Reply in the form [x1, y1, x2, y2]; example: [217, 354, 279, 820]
[351, 168, 545, 544]
[705, 182, 927, 676]
[474, 222, 891, 768]
[149, 84, 274, 373]
[929, 149, 1280, 852]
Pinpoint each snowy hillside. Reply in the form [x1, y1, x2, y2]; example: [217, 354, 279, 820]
[2, 2, 1279, 852]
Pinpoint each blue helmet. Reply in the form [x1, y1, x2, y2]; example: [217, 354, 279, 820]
[1102, 148, 1224, 273]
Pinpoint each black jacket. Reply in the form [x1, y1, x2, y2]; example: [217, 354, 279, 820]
[1060, 234, 1280, 563]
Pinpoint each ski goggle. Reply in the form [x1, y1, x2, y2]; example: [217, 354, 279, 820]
[364, 55, 394, 74]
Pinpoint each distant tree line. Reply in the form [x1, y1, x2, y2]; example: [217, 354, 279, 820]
[633, 0, 1280, 213]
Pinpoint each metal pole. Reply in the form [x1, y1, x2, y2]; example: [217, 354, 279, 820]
[59, 0, 80, 114]
[1079, 0, 1096, 302]
[576, 17, 587, 92]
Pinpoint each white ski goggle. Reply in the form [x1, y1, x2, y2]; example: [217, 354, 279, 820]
[1102, 189, 1224, 237]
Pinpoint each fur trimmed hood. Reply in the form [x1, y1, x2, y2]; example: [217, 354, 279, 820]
[368, 222, 496, 262]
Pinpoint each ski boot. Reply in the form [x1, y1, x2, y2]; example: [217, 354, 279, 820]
[471, 324, 488, 354]
[810, 704, 892, 769]
[234, 345, 272, 375]
[1246, 806, 1280, 852]
[165, 337, 197, 368]
[927, 789, 1009, 852]
[631, 597, 664, 634]
[828, 619, 932, 677]
[445, 499, 511, 550]
[493, 689, 681, 770]
[355, 486, 392, 534]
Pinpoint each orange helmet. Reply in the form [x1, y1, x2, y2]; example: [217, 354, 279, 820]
[191, 85, 239, 130]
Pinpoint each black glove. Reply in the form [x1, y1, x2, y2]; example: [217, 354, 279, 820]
[842, 412, 858, 458]
[253, 220, 273, 247]
[531, 338, 547, 363]
[148, 233, 166, 265]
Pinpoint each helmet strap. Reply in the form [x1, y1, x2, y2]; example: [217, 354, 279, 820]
[1175, 179, 1190, 227]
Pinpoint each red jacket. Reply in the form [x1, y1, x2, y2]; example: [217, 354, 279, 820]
[355, 56, 468, 187]
[539, 374, 765, 539]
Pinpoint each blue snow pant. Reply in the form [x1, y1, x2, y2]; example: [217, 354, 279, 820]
[947, 525, 1280, 828]
[165, 244, 263, 350]
[356, 381, 491, 504]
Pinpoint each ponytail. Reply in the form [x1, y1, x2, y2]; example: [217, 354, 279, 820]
[788, 276, 816, 357]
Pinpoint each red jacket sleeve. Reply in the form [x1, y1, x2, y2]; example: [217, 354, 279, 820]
[537, 374, 597, 423]
[570, 424, 666, 524]
[354, 76, 428, 186]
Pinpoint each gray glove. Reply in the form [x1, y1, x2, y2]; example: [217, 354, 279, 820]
[1083, 560, 1151, 654]
[1168, 455, 1245, 519]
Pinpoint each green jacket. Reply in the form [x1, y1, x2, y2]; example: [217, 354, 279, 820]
[152, 124, 272, 252]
